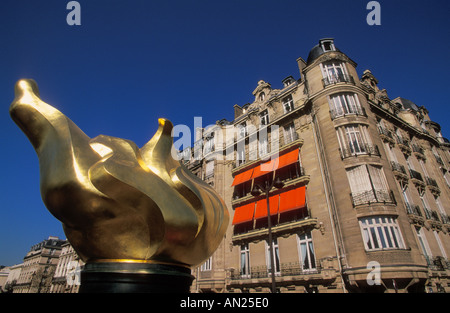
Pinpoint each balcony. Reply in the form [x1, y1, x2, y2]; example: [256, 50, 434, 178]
[322, 73, 355, 87]
[424, 208, 441, 223]
[409, 169, 423, 181]
[412, 144, 426, 160]
[409, 169, 426, 190]
[391, 161, 408, 184]
[434, 154, 444, 166]
[406, 202, 422, 216]
[339, 143, 380, 159]
[440, 213, 450, 224]
[425, 256, 450, 272]
[396, 136, 412, 155]
[231, 262, 318, 281]
[377, 126, 395, 144]
[405, 202, 425, 225]
[232, 217, 318, 245]
[425, 176, 440, 196]
[329, 107, 367, 120]
[350, 189, 396, 207]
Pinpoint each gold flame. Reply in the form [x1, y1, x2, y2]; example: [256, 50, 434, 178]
[9, 79, 229, 267]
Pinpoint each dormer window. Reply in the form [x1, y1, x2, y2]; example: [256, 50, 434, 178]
[282, 76, 295, 88]
[260, 110, 269, 126]
[320, 38, 335, 52]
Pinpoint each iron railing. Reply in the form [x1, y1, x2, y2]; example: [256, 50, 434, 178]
[322, 74, 355, 87]
[391, 161, 407, 175]
[409, 169, 423, 181]
[231, 262, 319, 280]
[340, 143, 380, 159]
[424, 208, 441, 222]
[378, 126, 394, 139]
[350, 189, 396, 206]
[329, 107, 367, 120]
[405, 202, 422, 217]
[425, 176, 439, 188]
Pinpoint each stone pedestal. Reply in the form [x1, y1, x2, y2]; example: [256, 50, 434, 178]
[79, 261, 194, 293]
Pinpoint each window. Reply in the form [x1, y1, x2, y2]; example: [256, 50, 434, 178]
[205, 160, 214, 179]
[283, 122, 297, 144]
[328, 93, 363, 118]
[346, 125, 366, 154]
[320, 39, 335, 52]
[266, 239, 280, 276]
[282, 76, 295, 87]
[236, 145, 245, 166]
[260, 110, 269, 126]
[238, 122, 247, 139]
[203, 136, 214, 155]
[200, 257, 212, 271]
[346, 165, 391, 205]
[416, 227, 432, 258]
[297, 232, 316, 271]
[359, 216, 405, 251]
[434, 231, 448, 259]
[336, 124, 376, 158]
[259, 92, 265, 102]
[321, 62, 352, 86]
[282, 95, 294, 113]
[240, 244, 250, 278]
[259, 134, 269, 156]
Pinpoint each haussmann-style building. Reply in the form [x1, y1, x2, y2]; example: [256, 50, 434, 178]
[13, 236, 66, 293]
[185, 38, 450, 293]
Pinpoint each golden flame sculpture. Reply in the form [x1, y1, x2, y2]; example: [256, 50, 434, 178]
[9, 79, 229, 267]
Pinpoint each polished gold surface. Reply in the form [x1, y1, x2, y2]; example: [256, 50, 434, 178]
[9, 79, 229, 267]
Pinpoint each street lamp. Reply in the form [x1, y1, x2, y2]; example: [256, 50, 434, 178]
[251, 174, 284, 293]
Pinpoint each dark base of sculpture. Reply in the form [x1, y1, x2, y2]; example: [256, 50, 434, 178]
[79, 261, 194, 293]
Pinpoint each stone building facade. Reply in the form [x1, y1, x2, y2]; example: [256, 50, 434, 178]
[187, 38, 450, 293]
[13, 236, 65, 293]
[50, 241, 84, 293]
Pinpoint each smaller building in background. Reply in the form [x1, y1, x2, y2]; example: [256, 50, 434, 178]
[13, 236, 65, 293]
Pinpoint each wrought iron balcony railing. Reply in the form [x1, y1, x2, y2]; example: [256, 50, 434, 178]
[440, 212, 450, 224]
[231, 262, 319, 280]
[322, 74, 355, 87]
[329, 107, 367, 120]
[425, 176, 439, 188]
[350, 189, 396, 207]
[434, 154, 444, 166]
[412, 144, 425, 155]
[409, 169, 423, 181]
[405, 202, 422, 217]
[396, 136, 410, 146]
[424, 256, 450, 271]
[424, 208, 441, 222]
[340, 143, 380, 159]
[377, 126, 394, 139]
[391, 161, 407, 175]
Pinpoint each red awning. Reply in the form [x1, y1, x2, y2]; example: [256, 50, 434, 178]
[232, 202, 255, 225]
[275, 149, 299, 170]
[232, 149, 299, 186]
[231, 168, 254, 186]
[251, 159, 276, 179]
[254, 195, 279, 219]
[279, 186, 306, 213]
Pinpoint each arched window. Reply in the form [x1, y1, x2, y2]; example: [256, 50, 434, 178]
[259, 92, 265, 102]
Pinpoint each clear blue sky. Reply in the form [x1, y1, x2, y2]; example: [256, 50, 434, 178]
[0, 0, 449, 266]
